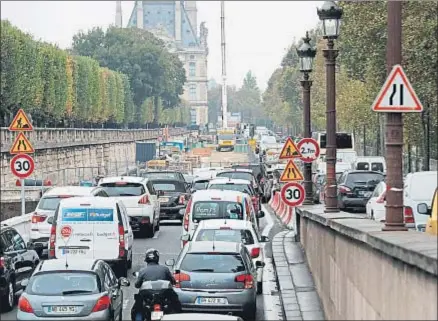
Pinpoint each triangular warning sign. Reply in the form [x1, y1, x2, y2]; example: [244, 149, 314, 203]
[9, 109, 34, 131]
[279, 137, 302, 159]
[371, 64, 423, 113]
[279, 160, 304, 182]
[10, 132, 35, 154]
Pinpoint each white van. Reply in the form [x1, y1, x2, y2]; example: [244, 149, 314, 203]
[353, 156, 386, 173]
[48, 197, 134, 277]
[180, 190, 258, 248]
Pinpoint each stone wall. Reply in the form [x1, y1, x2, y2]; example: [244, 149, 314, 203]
[296, 205, 437, 320]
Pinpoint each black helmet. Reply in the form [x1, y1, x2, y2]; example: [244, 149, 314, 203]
[145, 248, 159, 264]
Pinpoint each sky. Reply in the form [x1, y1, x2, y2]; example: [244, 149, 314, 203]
[0, 1, 321, 91]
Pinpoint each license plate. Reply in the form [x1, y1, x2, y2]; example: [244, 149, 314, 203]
[62, 249, 87, 255]
[48, 306, 77, 313]
[159, 198, 169, 203]
[196, 297, 228, 305]
[151, 311, 164, 320]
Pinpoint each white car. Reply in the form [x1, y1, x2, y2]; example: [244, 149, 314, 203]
[162, 314, 243, 321]
[30, 186, 109, 257]
[99, 176, 160, 237]
[48, 197, 134, 277]
[366, 181, 387, 222]
[188, 219, 269, 294]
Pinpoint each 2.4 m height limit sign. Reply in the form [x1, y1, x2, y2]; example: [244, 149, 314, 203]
[280, 182, 305, 207]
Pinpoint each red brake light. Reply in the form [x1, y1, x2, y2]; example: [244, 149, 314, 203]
[49, 225, 56, 258]
[404, 206, 415, 224]
[0, 257, 4, 268]
[220, 226, 231, 230]
[183, 199, 192, 232]
[92, 295, 111, 312]
[31, 213, 47, 223]
[138, 195, 150, 205]
[179, 195, 185, 205]
[153, 304, 161, 312]
[339, 185, 351, 194]
[18, 296, 34, 313]
[174, 272, 191, 288]
[251, 247, 260, 258]
[118, 225, 125, 257]
[115, 182, 127, 185]
[235, 274, 254, 289]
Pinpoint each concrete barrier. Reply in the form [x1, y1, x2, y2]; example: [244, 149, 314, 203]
[295, 205, 437, 320]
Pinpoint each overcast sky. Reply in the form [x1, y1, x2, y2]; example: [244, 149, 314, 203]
[1, 1, 320, 90]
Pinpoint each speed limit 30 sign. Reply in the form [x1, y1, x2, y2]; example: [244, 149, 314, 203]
[281, 182, 305, 207]
[10, 153, 35, 179]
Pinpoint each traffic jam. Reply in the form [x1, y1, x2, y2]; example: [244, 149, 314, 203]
[2, 124, 437, 321]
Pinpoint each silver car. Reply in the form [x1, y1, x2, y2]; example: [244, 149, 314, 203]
[17, 258, 130, 320]
[166, 241, 261, 320]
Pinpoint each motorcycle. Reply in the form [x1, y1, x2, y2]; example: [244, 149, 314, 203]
[131, 272, 177, 321]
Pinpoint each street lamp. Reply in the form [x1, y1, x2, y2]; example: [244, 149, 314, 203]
[317, 1, 343, 213]
[297, 31, 317, 205]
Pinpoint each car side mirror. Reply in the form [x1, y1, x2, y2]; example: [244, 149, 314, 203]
[181, 234, 191, 242]
[133, 271, 139, 278]
[257, 211, 265, 218]
[165, 259, 175, 267]
[118, 277, 130, 287]
[21, 279, 29, 288]
[157, 190, 165, 197]
[417, 203, 431, 215]
[255, 261, 265, 268]
[26, 241, 34, 250]
[260, 236, 270, 242]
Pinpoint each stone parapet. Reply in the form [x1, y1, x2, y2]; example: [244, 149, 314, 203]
[295, 204, 437, 320]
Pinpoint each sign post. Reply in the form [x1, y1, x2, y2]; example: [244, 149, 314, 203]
[9, 109, 34, 216]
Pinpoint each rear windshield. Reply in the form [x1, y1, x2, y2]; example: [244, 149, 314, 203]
[195, 229, 254, 245]
[216, 172, 254, 182]
[371, 162, 384, 172]
[232, 165, 262, 180]
[142, 172, 181, 180]
[356, 162, 370, 170]
[151, 181, 186, 192]
[193, 181, 209, 190]
[192, 201, 244, 221]
[346, 172, 384, 186]
[27, 272, 100, 296]
[100, 182, 145, 196]
[209, 183, 253, 195]
[180, 253, 246, 273]
[38, 196, 73, 211]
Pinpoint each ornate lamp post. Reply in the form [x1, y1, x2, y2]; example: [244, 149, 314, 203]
[317, 1, 343, 213]
[297, 32, 317, 205]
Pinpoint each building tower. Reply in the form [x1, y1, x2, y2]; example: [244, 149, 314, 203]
[136, 1, 144, 29]
[185, 1, 198, 37]
[115, 1, 122, 28]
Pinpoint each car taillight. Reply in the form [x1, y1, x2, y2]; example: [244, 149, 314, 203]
[339, 185, 351, 194]
[118, 225, 125, 257]
[49, 225, 56, 258]
[0, 257, 4, 268]
[174, 272, 190, 288]
[153, 304, 161, 312]
[235, 274, 254, 289]
[179, 195, 185, 205]
[404, 206, 415, 224]
[251, 247, 260, 258]
[138, 194, 150, 205]
[18, 296, 34, 313]
[220, 226, 231, 230]
[92, 295, 111, 312]
[183, 199, 192, 232]
[31, 213, 47, 223]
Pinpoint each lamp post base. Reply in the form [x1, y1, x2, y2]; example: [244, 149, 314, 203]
[382, 223, 408, 232]
[303, 199, 314, 206]
[324, 207, 340, 213]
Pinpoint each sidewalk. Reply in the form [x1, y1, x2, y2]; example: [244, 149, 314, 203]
[272, 230, 325, 320]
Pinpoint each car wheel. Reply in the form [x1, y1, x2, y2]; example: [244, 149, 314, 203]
[127, 251, 133, 269]
[371, 211, 375, 220]
[155, 221, 160, 231]
[257, 281, 263, 294]
[1, 280, 15, 312]
[243, 303, 256, 321]
[146, 224, 155, 238]
[116, 260, 128, 278]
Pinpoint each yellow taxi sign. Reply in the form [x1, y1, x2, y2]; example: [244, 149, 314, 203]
[147, 160, 167, 167]
[10, 132, 35, 154]
[279, 160, 304, 182]
[279, 137, 302, 159]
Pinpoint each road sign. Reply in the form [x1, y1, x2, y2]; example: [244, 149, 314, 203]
[279, 137, 302, 159]
[281, 182, 305, 207]
[10, 154, 35, 179]
[10, 132, 35, 154]
[61, 225, 72, 238]
[8, 109, 34, 131]
[280, 160, 304, 182]
[297, 138, 320, 163]
[371, 64, 423, 113]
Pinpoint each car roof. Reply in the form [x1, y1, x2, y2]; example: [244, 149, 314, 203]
[191, 189, 247, 202]
[162, 314, 242, 321]
[347, 170, 384, 175]
[193, 176, 211, 182]
[148, 178, 182, 183]
[197, 219, 253, 230]
[59, 196, 118, 207]
[218, 169, 253, 174]
[208, 178, 252, 185]
[36, 258, 99, 272]
[43, 186, 101, 197]
[188, 241, 241, 253]
[99, 176, 147, 184]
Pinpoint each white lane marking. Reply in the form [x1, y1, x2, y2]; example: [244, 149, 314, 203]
[262, 204, 274, 236]
[153, 231, 160, 239]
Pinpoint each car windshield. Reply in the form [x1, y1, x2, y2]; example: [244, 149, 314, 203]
[151, 180, 186, 192]
[100, 182, 145, 196]
[216, 172, 254, 182]
[193, 181, 209, 190]
[142, 172, 180, 180]
[232, 165, 262, 181]
[27, 272, 100, 296]
[192, 201, 244, 221]
[38, 196, 74, 211]
[196, 229, 254, 245]
[218, 135, 234, 140]
[346, 172, 384, 186]
[180, 253, 246, 273]
[209, 183, 253, 195]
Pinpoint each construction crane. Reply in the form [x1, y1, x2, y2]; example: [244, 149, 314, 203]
[220, 0, 228, 129]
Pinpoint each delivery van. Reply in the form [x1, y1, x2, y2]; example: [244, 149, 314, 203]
[48, 197, 134, 277]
